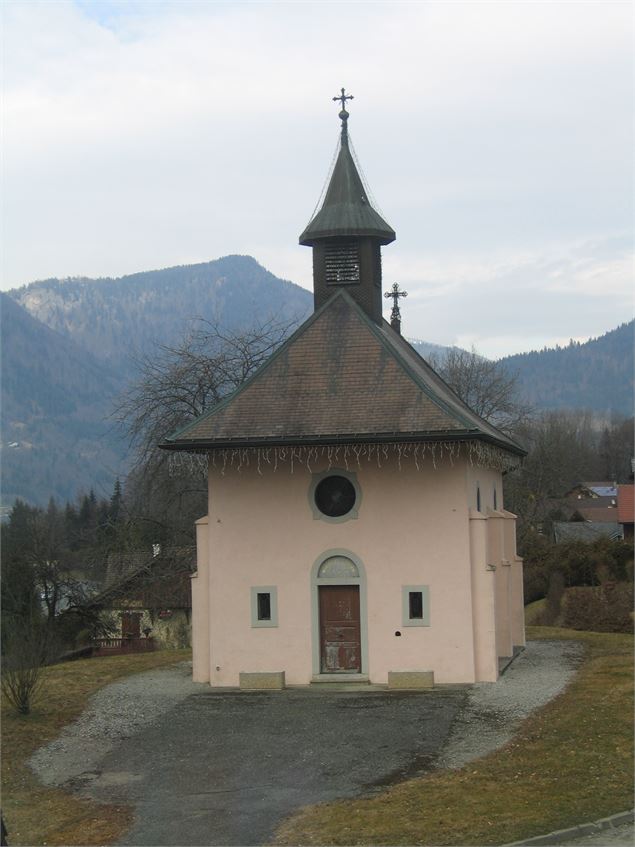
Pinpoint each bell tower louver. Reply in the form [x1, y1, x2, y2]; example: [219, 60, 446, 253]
[299, 89, 396, 323]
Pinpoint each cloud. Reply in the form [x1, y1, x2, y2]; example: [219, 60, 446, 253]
[394, 236, 633, 357]
[2, 0, 632, 356]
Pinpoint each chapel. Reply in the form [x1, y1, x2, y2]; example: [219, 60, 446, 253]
[162, 92, 526, 687]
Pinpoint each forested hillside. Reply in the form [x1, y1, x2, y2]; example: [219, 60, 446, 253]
[0, 294, 126, 505]
[8, 255, 312, 366]
[2, 258, 313, 506]
[500, 321, 633, 416]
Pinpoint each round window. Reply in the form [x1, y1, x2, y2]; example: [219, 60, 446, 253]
[314, 475, 356, 518]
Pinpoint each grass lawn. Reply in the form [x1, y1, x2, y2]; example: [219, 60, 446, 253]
[1, 649, 190, 847]
[275, 628, 634, 846]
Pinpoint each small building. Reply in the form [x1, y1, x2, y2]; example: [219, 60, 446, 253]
[161, 96, 526, 687]
[92, 547, 194, 652]
[617, 484, 634, 541]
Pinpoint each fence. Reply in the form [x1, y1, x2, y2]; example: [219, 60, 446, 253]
[92, 636, 156, 656]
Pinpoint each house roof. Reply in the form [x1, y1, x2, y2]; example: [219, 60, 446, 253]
[161, 290, 524, 457]
[553, 521, 623, 543]
[564, 482, 617, 499]
[588, 485, 618, 498]
[95, 547, 195, 609]
[299, 131, 395, 246]
[571, 505, 620, 523]
[617, 485, 634, 524]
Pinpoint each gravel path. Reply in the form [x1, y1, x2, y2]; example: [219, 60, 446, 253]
[30, 639, 583, 795]
[29, 662, 208, 788]
[438, 639, 585, 769]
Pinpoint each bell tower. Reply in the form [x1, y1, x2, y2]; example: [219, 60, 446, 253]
[299, 89, 396, 323]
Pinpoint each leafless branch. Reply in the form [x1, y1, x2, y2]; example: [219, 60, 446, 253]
[113, 315, 298, 468]
[428, 347, 533, 434]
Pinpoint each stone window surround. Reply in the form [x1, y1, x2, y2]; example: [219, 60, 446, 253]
[250, 586, 278, 628]
[402, 585, 431, 627]
[308, 468, 362, 523]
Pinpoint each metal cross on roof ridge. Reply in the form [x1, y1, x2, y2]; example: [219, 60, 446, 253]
[385, 283, 408, 333]
[385, 282, 408, 317]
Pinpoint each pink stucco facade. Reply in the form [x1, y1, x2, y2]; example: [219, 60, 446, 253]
[191, 451, 525, 686]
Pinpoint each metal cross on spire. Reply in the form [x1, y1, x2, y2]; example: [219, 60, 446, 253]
[333, 87, 354, 140]
[333, 87, 354, 112]
[384, 282, 408, 334]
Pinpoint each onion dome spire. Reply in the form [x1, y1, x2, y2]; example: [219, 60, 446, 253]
[299, 89, 395, 247]
[299, 90, 396, 322]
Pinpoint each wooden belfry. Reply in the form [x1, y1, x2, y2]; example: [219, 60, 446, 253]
[299, 90, 396, 323]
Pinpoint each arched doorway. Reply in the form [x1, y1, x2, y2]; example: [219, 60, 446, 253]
[311, 550, 368, 676]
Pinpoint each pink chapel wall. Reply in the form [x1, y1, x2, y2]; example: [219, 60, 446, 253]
[465, 463, 526, 667]
[190, 451, 524, 686]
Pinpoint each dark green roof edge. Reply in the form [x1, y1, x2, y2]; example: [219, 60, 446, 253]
[299, 224, 396, 246]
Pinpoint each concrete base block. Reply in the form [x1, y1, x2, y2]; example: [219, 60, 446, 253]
[388, 670, 434, 689]
[239, 671, 285, 690]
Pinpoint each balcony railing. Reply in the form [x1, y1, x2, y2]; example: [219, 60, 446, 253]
[92, 636, 156, 656]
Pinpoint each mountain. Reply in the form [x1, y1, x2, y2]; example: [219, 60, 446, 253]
[408, 338, 461, 360]
[0, 293, 127, 505]
[499, 321, 633, 417]
[3, 255, 630, 506]
[2, 257, 313, 506]
[9, 255, 312, 366]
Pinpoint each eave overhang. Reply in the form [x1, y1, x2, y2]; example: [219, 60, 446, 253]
[160, 430, 526, 458]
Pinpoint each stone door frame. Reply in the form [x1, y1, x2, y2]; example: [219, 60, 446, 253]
[310, 549, 369, 678]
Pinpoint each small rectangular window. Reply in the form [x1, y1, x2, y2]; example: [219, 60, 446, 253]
[409, 591, 423, 620]
[402, 585, 430, 627]
[257, 592, 271, 621]
[250, 586, 278, 628]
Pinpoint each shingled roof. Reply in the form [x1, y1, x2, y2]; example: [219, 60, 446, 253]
[161, 290, 524, 457]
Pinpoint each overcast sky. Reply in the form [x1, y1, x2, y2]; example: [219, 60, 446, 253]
[2, 0, 633, 358]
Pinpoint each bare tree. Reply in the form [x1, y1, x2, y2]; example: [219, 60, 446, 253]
[115, 316, 298, 467]
[112, 316, 298, 545]
[428, 347, 533, 434]
[503, 408, 611, 531]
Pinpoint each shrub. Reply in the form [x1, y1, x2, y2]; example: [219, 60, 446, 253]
[542, 570, 565, 626]
[561, 583, 634, 633]
[1, 617, 48, 715]
[522, 536, 634, 603]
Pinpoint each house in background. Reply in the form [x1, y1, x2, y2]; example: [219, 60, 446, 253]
[161, 96, 527, 689]
[564, 480, 619, 524]
[552, 521, 622, 543]
[565, 482, 618, 501]
[617, 485, 634, 541]
[90, 547, 194, 653]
